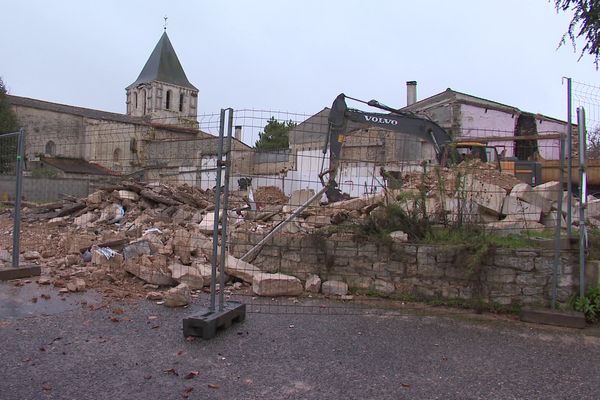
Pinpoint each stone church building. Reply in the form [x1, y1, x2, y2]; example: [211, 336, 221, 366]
[7, 32, 251, 190]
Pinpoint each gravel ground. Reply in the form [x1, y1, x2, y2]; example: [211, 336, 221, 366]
[1, 283, 600, 400]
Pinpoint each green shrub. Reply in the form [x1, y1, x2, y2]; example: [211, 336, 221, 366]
[573, 285, 600, 323]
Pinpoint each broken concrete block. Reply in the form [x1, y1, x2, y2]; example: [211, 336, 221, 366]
[116, 190, 139, 201]
[389, 230, 408, 242]
[532, 181, 562, 203]
[463, 175, 506, 215]
[65, 233, 96, 254]
[225, 255, 262, 283]
[252, 273, 303, 297]
[124, 254, 175, 286]
[98, 203, 125, 224]
[123, 240, 152, 261]
[189, 232, 214, 258]
[501, 196, 542, 222]
[191, 260, 222, 284]
[443, 198, 481, 224]
[172, 229, 192, 265]
[288, 189, 315, 207]
[510, 183, 552, 213]
[198, 211, 221, 234]
[74, 212, 97, 228]
[542, 211, 567, 229]
[587, 199, 600, 219]
[305, 274, 322, 293]
[164, 283, 191, 307]
[67, 277, 86, 292]
[23, 251, 41, 260]
[169, 262, 204, 289]
[321, 280, 349, 296]
[86, 191, 103, 205]
[0, 249, 10, 263]
[91, 246, 124, 269]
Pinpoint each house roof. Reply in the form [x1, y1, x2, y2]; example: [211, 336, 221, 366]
[40, 156, 118, 176]
[128, 32, 198, 91]
[402, 88, 566, 124]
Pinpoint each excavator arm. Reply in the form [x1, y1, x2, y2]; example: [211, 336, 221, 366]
[320, 93, 452, 202]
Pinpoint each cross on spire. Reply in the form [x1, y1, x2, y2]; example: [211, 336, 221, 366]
[163, 16, 168, 31]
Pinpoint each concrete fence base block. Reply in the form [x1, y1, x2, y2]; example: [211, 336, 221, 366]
[520, 307, 586, 329]
[0, 265, 41, 281]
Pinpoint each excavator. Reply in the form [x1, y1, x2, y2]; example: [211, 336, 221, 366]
[319, 93, 501, 202]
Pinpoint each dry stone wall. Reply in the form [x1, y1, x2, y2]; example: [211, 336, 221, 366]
[230, 231, 578, 306]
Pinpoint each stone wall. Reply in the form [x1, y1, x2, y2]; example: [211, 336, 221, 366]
[229, 231, 578, 306]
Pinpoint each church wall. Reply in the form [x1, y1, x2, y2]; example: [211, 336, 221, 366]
[11, 105, 86, 160]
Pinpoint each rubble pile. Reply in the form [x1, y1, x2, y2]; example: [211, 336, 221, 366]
[0, 162, 596, 304]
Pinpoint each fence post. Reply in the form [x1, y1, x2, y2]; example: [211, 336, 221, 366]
[577, 107, 587, 297]
[218, 109, 234, 312]
[11, 129, 24, 268]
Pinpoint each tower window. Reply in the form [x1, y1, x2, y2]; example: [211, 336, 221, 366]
[141, 89, 147, 115]
[166, 90, 172, 110]
[45, 141, 56, 156]
[179, 93, 184, 112]
[134, 92, 138, 109]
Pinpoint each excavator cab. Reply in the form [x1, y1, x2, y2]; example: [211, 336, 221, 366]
[441, 142, 502, 170]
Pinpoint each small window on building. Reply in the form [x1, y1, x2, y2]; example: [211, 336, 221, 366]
[141, 89, 147, 115]
[166, 90, 172, 110]
[179, 93, 184, 112]
[45, 141, 56, 156]
[113, 148, 122, 163]
[134, 92, 138, 109]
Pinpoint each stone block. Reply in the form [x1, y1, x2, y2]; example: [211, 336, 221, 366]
[304, 215, 331, 228]
[417, 262, 445, 278]
[322, 280, 349, 295]
[252, 273, 303, 297]
[486, 267, 516, 284]
[172, 229, 192, 264]
[374, 279, 395, 295]
[532, 181, 562, 203]
[123, 240, 152, 261]
[164, 283, 191, 307]
[494, 254, 534, 271]
[541, 210, 566, 229]
[305, 274, 322, 293]
[225, 254, 261, 283]
[169, 262, 204, 289]
[116, 190, 139, 201]
[288, 189, 316, 207]
[345, 275, 374, 290]
[510, 183, 552, 213]
[501, 196, 542, 222]
[125, 254, 175, 286]
[463, 174, 507, 215]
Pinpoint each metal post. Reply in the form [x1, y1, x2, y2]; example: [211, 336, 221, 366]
[218, 109, 233, 312]
[209, 110, 226, 313]
[551, 120, 567, 309]
[12, 129, 24, 268]
[577, 107, 587, 298]
[566, 78, 573, 235]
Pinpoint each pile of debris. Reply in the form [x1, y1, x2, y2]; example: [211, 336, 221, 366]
[1, 161, 597, 304]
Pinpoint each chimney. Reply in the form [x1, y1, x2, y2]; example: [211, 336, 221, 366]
[234, 125, 242, 141]
[406, 81, 417, 106]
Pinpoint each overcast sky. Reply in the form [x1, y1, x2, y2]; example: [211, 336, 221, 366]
[1, 0, 597, 127]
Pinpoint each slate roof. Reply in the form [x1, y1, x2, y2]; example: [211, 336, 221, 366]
[7, 95, 144, 125]
[128, 32, 198, 91]
[40, 156, 118, 176]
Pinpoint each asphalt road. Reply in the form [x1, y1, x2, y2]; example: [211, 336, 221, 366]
[1, 283, 599, 400]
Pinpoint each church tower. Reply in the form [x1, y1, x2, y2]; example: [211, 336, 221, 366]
[126, 31, 199, 128]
